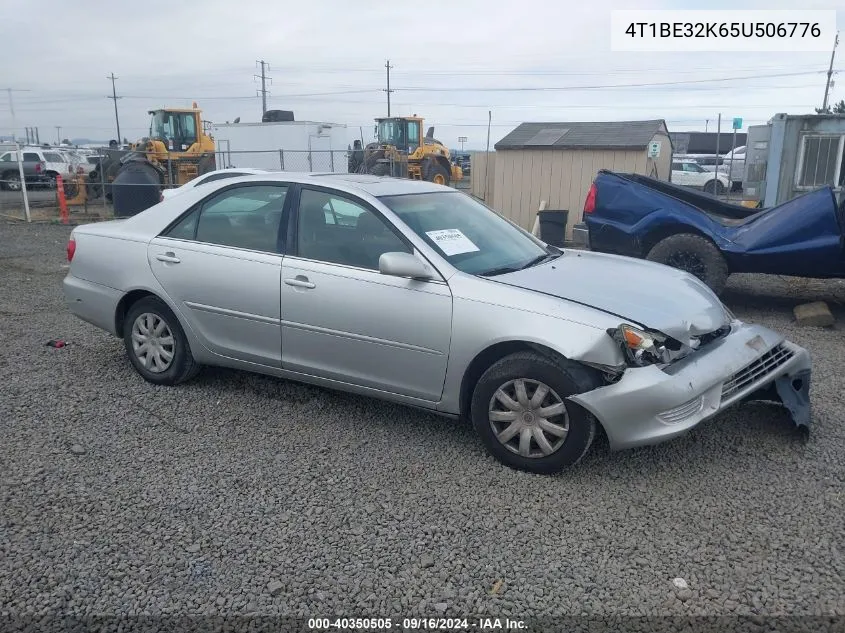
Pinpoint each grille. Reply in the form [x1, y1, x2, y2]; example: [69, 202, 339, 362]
[721, 343, 794, 401]
[658, 396, 704, 425]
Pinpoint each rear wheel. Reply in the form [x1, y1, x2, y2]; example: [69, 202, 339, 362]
[703, 179, 725, 195]
[123, 296, 200, 386]
[470, 351, 601, 474]
[646, 233, 729, 295]
[45, 171, 59, 189]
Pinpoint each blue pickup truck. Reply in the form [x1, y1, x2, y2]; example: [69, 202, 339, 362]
[576, 170, 845, 295]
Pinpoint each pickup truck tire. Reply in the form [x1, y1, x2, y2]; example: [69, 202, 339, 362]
[646, 233, 729, 295]
[703, 179, 725, 195]
[2, 171, 21, 191]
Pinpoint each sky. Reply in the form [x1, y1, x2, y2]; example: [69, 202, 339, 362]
[1, 0, 843, 150]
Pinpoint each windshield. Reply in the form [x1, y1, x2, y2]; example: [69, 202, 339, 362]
[150, 111, 198, 147]
[377, 119, 406, 147]
[379, 192, 551, 275]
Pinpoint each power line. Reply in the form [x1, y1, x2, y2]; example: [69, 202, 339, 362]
[107, 73, 122, 143]
[255, 60, 272, 116]
[394, 70, 831, 92]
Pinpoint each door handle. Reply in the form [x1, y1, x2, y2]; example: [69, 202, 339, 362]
[284, 277, 316, 289]
[156, 252, 181, 263]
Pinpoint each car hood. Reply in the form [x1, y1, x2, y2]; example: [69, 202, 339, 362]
[492, 250, 730, 342]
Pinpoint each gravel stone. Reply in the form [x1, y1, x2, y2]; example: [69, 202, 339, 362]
[69, 444, 86, 455]
[434, 602, 448, 613]
[1, 226, 844, 624]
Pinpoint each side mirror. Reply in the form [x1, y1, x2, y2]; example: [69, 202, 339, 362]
[379, 252, 436, 280]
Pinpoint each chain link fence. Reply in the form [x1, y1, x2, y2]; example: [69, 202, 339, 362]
[0, 144, 471, 222]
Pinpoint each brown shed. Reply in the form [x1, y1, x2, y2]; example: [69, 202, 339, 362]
[471, 120, 672, 238]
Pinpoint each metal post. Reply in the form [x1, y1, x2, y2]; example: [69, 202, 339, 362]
[100, 155, 107, 215]
[728, 128, 737, 199]
[330, 150, 335, 172]
[14, 143, 31, 222]
[715, 114, 722, 198]
[279, 149, 284, 170]
[483, 110, 492, 202]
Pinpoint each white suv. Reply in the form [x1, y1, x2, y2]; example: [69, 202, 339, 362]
[671, 160, 731, 195]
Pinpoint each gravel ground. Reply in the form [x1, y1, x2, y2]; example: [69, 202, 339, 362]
[1, 222, 844, 629]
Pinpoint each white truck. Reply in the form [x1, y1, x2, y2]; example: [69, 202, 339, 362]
[212, 121, 349, 173]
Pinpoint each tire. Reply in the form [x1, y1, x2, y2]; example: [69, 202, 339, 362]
[123, 296, 201, 386]
[423, 160, 450, 186]
[3, 172, 21, 191]
[470, 351, 601, 474]
[646, 233, 729, 295]
[197, 153, 216, 178]
[703, 179, 725, 195]
[45, 172, 59, 190]
[370, 162, 391, 177]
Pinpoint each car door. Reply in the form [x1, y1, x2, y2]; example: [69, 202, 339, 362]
[148, 183, 289, 366]
[280, 186, 453, 402]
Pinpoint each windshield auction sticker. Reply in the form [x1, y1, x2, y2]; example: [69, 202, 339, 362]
[426, 229, 480, 256]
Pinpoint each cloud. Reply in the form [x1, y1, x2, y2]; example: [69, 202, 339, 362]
[0, 0, 842, 148]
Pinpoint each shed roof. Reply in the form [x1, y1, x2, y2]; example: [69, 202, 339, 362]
[495, 120, 668, 151]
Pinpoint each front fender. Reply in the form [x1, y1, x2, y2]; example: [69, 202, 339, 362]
[438, 291, 625, 415]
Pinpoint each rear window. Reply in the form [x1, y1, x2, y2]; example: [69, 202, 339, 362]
[23, 153, 40, 162]
[44, 152, 65, 162]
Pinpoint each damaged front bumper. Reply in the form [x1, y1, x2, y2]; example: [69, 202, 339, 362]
[568, 322, 811, 450]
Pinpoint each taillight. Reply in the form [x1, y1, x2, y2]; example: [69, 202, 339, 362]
[583, 182, 597, 214]
[67, 237, 76, 262]
[35, 162, 43, 174]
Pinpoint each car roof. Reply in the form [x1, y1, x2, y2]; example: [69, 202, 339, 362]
[241, 172, 451, 196]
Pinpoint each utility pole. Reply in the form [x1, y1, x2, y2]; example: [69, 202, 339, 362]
[384, 60, 394, 117]
[107, 73, 122, 144]
[55, 126, 62, 145]
[705, 119, 709, 133]
[822, 31, 840, 112]
[4, 88, 31, 143]
[255, 60, 272, 116]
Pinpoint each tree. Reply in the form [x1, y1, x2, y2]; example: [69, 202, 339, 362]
[815, 99, 845, 114]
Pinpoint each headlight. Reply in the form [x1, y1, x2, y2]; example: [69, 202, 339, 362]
[608, 324, 669, 367]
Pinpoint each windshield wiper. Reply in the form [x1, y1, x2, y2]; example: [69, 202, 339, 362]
[478, 266, 521, 277]
[517, 252, 560, 271]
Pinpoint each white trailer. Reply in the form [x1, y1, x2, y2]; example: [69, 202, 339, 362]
[212, 121, 348, 173]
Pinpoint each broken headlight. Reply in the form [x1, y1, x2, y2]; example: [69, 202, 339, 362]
[608, 324, 672, 367]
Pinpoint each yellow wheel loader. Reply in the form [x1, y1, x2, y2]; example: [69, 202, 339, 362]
[93, 103, 217, 215]
[358, 116, 462, 185]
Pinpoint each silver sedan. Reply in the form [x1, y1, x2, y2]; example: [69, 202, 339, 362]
[63, 173, 811, 474]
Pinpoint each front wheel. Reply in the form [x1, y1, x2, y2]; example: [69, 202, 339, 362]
[123, 296, 201, 385]
[470, 351, 601, 474]
[424, 162, 450, 186]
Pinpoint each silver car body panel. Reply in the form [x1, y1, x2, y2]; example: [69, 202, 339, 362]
[63, 172, 812, 452]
